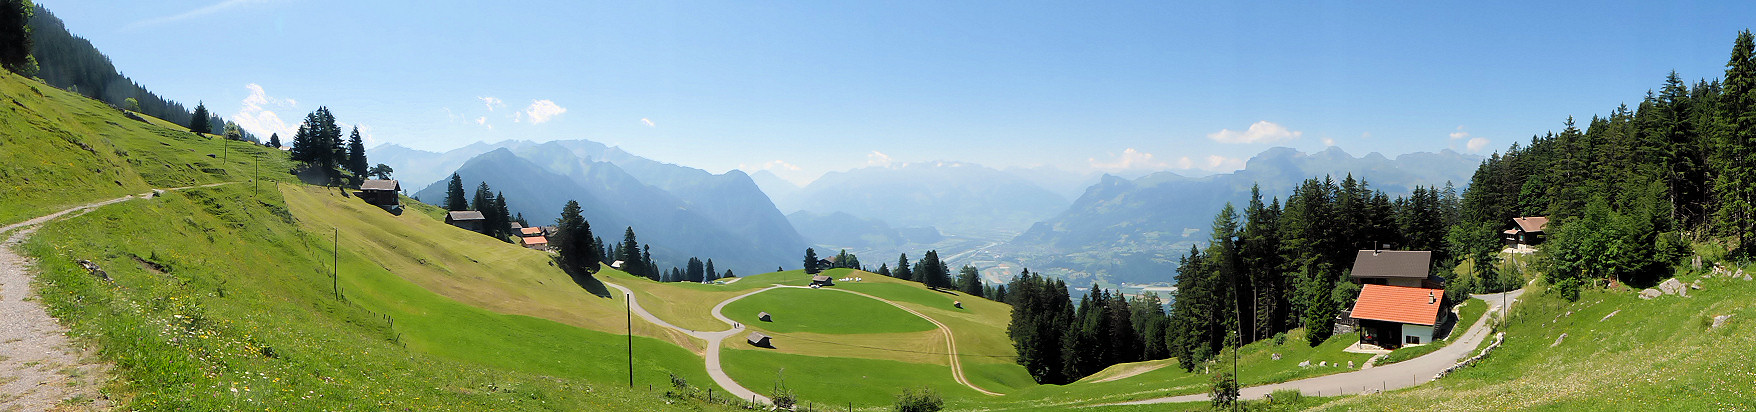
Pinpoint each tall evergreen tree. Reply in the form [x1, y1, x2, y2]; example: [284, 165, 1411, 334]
[704, 259, 717, 282]
[893, 253, 913, 281]
[188, 101, 211, 134]
[266, 133, 281, 148]
[346, 126, 368, 179]
[1718, 30, 1756, 246]
[956, 264, 983, 297]
[621, 227, 643, 277]
[0, 0, 33, 75]
[444, 173, 467, 211]
[803, 248, 820, 274]
[554, 200, 598, 273]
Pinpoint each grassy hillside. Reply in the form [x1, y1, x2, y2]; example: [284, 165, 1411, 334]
[2, 70, 736, 410]
[0, 70, 284, 227]
[1316, 269, 1756, 410]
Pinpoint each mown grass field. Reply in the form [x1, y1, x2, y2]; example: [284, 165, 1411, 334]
[722, 287, 935, 334]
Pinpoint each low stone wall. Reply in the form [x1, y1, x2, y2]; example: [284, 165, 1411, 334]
[1435, 332, 1504, 380]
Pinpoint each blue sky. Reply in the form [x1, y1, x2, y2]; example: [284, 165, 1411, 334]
[40, 1, 1756, 185]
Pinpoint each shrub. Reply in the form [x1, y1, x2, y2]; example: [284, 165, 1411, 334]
[892, 386, 943, 412]
[1210, 371, 1238, 408]
[1552, 277, 1581, 302]
[1267, 388, 1304, 404]
[1272, 332, 1287, 346]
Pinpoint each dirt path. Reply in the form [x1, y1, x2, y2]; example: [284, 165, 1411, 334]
[1109, 290, 1524, 405]
[0, 182, 236, 411]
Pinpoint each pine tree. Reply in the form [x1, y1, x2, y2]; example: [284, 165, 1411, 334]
[1718, 30, 1756, 245]
[493, 192, 510, 238]
[346, 126, 368, 179]
[957, 264, 983, 297]
[704, 259, 717, 282]
[803, 248, 820, 274]
[267, 133, 281, 148]
[188, 101, 211, 134]
[0, 0, 33, 75]
[444, 173, 467, 211]
[621, 228, 642, 276]
[555, 200, 598, 273]
[894, 253, 913, 281]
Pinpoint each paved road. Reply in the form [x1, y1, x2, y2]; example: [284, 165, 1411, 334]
[0, 182, 236, 411]
[601, 281, 781, 405]
[1114, 289, 1524, 405]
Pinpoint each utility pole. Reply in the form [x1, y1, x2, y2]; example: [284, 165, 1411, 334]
[254, 152, 259, 198]
[332, 228, 339, 300]
[627, 294, 633, 388]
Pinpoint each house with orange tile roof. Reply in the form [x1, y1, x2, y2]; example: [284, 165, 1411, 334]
[1350, 284, 1446, 347]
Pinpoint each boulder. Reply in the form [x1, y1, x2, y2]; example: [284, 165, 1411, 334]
[1319, 361, 1327, 367]
[1658, 278, 1685, 296]
[1638, 289, 1662, 300]
[1690, 280, 1703, 290]
[1550, 333, 1567, 347]
[1348, 360, 1355, 369]
[1712, 315, 1732, 329]
[1298, 360, 1310, 367]
[1271, 353, 1281, 361]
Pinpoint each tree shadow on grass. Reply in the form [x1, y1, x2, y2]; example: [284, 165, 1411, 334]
[560, 261, 613, 298]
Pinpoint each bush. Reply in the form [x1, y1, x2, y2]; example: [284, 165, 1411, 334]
[1267, 388, 1304, 404]
[1272, 332, 1287, 346]
[1552, 277, 1581, 302]
[892, 386, 943, 412]
[1210, 371, 1238, 408]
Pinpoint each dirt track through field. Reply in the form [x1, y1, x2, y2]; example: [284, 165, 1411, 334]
[0, 182, 235, 411]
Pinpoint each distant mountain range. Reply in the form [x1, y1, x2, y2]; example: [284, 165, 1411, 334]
[1000, 146, 1482, 286]
[376, 140, 806, 276]
[773, 161, 1070, 239]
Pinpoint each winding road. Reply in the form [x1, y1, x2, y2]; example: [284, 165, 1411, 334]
[1112, 289, 1524, 405]
[601, 280, 1003, 406]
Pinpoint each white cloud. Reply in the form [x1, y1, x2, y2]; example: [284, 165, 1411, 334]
[1467, 137, 1491, 152]
[125, 0, 270, 30]
[1449, 125, 1469, 140]
[233, 83, 296, 140]
[524, 100, 567, 124]
[641, 118, 656, 127]
[476, 116, 492, 129]
[479, 96, 504, 112]
[1205, 155, 1245, 171]
[1176, 156, 1194, 169]
[1089, 148, 1170, 172]
[1208, 121, 1302, 144]
[1322, 137, 1336, 146]
[866, 151, 893, 167]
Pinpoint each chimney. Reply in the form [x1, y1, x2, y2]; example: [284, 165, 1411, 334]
[1428, 292, 1436, 305]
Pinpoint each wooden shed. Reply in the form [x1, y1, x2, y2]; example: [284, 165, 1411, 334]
[757, 311, 772, 322]
[359, 179, 401, 206]
[445, 211, 487, 233]
[809, 275, 834, 287]
[746, 331, 773, 348]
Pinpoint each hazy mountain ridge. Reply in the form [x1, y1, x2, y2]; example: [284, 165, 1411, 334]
[776, 161, 1070, 239]
[1002, 146, 1482, 285]
[394, 141, 806, 276]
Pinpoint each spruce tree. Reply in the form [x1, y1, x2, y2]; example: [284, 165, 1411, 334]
[267, 133, 281, 148]
[346, 126, 368, 178]
[189, 102, 211, 134]
[0, 0, 32, 75]
[704, 259, 716, 282]
[803, 248, 819, 274]
[957, 264, 983, 297]
[444, 173, 467, 211]
[894, 253, 912, 281]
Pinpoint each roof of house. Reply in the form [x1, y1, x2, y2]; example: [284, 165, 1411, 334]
[522, 236, 548, 245]
[1349, 250, 1432, 279]
[447, 211, 486, 221]
[811, 275, 832, 282]
[1512, 216, 1550, 233]
[747, 331, 770, 342]
[361, 179, 400, 191]
[509, 222, 524, 230]
[1350, 284, 1445, 326]
[520, 227, 543, 236]
[758, 311, 771, 318]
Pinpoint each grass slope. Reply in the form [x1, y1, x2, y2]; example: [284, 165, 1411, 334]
[721, 287, 935, 334]
[1317, 270, 1756, 410]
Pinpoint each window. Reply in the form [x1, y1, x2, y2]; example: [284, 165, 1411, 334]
[1406, 335, 1420, 344]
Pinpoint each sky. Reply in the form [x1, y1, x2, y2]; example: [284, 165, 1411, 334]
[38, 1, 1756, 185]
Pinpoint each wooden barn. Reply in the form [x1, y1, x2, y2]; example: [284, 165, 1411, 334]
[809, 275, 834, 287]
[758, 312, 772, 322]
[359, 179, 401, 207]
[445, 211, 486, 233]
[746, 331, 773, 348]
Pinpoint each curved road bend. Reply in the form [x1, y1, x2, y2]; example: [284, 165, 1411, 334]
[1113, 289, 1524, 405]
[601, 281, 781, 405]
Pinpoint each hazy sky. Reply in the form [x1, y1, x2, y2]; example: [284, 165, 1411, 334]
[42, 1, 1756, 185]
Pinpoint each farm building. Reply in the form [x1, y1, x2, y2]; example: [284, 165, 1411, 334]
[1502, 216, 1550, 247]
[521, 236, 548, 250]
[809, 275, 834, 287]
[1349, 284, 1446, 347]
[445, 211, 487, 233]
[359, 179, 401, 207]
[508, 222, 523, 232]
[746, 331, 773, 348]
[519, 227, 543, 237]
[1349, 250, 1443, 289]
[758, 312, 772, 322]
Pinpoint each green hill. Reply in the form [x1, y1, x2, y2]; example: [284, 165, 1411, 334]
[1, 71, 732, 410]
